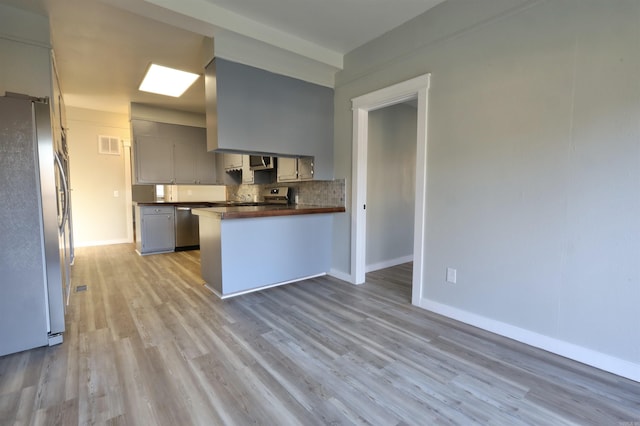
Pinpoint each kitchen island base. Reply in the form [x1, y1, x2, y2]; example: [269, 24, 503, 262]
[205, 272, 327, 299]
[197, 213, 333, 298]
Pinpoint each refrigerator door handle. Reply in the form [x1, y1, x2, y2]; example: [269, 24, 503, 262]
[54, 152, 70, 231]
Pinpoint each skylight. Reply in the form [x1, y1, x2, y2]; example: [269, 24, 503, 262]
[138, 64, 199, 97]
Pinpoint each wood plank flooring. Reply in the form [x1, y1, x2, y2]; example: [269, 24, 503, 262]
[1, 244, 639, 425]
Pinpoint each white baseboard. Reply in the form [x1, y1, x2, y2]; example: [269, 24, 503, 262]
[219, 273, 327, 299]
[328, 268, 354, 284]
[74, 238, 132, 248]
[329, 257, 414, 284]
[366, 255, 413, 273]
[420, 299, 640, 383]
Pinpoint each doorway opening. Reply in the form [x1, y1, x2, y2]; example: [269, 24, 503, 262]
[350, 74, 430, 306]
[365, 103, 417, 301]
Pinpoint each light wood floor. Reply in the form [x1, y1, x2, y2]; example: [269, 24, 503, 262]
[1, 244, 639, 425]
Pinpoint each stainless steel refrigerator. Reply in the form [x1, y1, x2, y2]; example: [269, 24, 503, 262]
[0, 94, 72, 356]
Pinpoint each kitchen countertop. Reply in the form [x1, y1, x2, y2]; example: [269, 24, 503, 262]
[134, 201, 228, 207]
[133, 201, 285, 208]
[192, 204, 345, 219]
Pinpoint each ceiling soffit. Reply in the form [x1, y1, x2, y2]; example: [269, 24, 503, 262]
[142, 0, 343, 69]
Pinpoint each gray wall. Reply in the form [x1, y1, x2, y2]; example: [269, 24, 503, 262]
[366, 103, 416, 268]
[333, 0, 640, 368]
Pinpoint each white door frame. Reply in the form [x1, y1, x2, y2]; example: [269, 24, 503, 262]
[350, 74, 430, 306]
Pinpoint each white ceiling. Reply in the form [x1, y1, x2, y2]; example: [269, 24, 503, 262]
[199, 0, 445, 54]
[0, 0, 446, 114]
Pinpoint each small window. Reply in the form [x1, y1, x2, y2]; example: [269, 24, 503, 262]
[155, 185, 165, 201]
[98, 135, 121, 155]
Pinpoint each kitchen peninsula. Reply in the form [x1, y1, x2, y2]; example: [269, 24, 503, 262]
[193, 187, 344, 298]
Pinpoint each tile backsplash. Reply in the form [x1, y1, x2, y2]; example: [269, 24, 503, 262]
[293, 179, 346, 206]
[227, 179, 345, 206]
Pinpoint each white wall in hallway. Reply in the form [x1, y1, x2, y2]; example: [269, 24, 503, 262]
[366, 103, 416, 271]
[67, 107, 132, 247]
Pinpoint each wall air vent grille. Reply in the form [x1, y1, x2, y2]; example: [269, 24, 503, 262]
[98, 135, 121, 155]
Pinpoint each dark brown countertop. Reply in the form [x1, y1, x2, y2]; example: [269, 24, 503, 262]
[192, 204, 346, 219]
[134, 201, 278, 208]
[135, 201, 226, 207]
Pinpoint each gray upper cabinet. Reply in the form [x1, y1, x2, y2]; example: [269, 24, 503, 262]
[277, 157, 298, 182]
[135, 134, 174, 183]
[241, 155, 274, 184]
[174, 126, 217, 184]
[221, 154, 275, 184]
[195, 146, 218, 184]
[132, 120, 218, 185]
[223, 153, 243, 170]
[277, 156, 314, 182]
[173, 139, 198, 184]
[206, 58, 333, 179]
[241, 156, 254, 184]
[298, 157, 314, 181]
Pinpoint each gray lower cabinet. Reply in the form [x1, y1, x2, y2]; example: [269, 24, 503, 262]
[195, 212, 332, 297]
[135, 206, 175, 254]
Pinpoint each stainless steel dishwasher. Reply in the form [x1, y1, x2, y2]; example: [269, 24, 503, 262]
[175, 206, 205, 250]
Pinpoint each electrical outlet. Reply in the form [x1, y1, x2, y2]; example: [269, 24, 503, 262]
[446, 268, 457, 284]
[113, 190, 119, 198]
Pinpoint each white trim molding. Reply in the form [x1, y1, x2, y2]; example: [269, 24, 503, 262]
[366, 255, 413, 273]
[420, 299, 640, 383]
[212, 273, 327, 299]
[350, 73, 430, 308]
[329, 268, 352, 283]
[74, 239, 132, 248]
